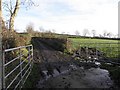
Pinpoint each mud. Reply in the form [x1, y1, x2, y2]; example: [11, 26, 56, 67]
[32, 38, 115, 88]
[37, 65, 113, 88]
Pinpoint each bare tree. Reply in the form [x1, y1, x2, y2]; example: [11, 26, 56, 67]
[26, 22, 34, 33]
[103, 30, 107, 37]
[52, 29, 56, 33]
[91, 29, 96, 37]
[99, 34, 102, 37]
[107, 32, 112, 38]
[39, 26, 45, 32]
[83, 29, 89, 36]
[75, 30, 80, 36]
[3, 0, 35, 31]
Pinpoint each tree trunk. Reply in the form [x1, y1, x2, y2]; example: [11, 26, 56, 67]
[9, 16, 15, 31]
[0, 0, 2, 28]
[0, 0, 2, 17]
[9, 0, 20, 31]
[0, 0, 4, 27]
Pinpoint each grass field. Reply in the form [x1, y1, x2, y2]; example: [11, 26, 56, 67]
[68, 38, 119, 58]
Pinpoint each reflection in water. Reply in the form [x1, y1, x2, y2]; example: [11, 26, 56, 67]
[37, 62, 114, 88]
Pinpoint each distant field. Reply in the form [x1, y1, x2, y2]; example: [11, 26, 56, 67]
[68, 38, 119, 58]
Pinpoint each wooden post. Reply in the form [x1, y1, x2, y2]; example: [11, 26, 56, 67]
[0, 16, 2, 89]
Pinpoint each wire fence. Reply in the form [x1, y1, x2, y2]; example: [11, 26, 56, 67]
[2, 45, 33, 89]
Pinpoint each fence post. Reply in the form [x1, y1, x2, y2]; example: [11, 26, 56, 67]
[0, 31, 2, 89]
[0, 47, 2, 89]
[0, 17, 3, 89]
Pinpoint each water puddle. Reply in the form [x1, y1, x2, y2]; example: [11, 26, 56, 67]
[84, 68, 113, 88]
[37, 68, 71, 87]
[37, 63, 114, 88]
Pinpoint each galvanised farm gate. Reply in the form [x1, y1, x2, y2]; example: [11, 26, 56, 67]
[0, 45, 33, 89]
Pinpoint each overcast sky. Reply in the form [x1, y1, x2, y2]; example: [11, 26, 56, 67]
[3, 0, 119, 36]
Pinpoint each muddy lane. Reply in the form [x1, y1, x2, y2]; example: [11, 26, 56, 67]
[32, 38, 114, 88]
[32, 38, 70, 63]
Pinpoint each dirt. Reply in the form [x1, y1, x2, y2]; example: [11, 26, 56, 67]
[32, 38, 71, 63]
[32, 38, 114, 88]
[37, 67, 113, 88]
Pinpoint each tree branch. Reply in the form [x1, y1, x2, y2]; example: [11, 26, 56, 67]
[3, 2, 12, 15]
[12, 0, 20, 17]
[10, 0, 13, 12]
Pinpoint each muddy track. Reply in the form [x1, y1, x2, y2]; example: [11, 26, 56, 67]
[32, 38, 74, 72]
[32, 38, 71, 63]
[31, 38, 115, 88]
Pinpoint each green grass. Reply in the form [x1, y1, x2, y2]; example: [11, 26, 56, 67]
[68, 38, 119, 58]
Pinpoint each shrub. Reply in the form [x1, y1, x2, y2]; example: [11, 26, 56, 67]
[2, 30, 31, 49]
[2, 29, 31, 64]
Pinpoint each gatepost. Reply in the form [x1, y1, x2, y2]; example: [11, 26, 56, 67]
[0, 17, 2, 89]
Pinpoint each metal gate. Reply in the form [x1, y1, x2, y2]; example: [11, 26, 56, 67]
[1, 45, 33, 89]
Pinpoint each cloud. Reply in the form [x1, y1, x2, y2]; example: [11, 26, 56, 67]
[10, 0, 119, 35]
